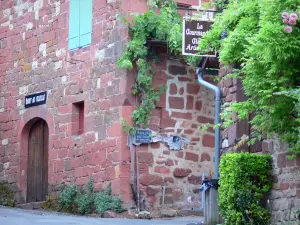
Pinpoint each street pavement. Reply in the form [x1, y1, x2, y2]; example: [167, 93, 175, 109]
[0, 207, 203, 225]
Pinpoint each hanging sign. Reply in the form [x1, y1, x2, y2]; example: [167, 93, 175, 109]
[182, 18, 216, 57]
[25, 91, 47, 108]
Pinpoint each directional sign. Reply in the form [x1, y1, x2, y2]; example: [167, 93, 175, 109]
[135, 129, 152, 144]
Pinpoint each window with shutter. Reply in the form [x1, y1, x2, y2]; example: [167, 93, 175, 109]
[68, 0, 93, 50]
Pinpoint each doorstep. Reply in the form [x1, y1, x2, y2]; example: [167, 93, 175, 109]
[18, 201, 45, 210]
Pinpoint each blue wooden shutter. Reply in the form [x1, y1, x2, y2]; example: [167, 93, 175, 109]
[79, 0, 92, 47]
[68, 0, 80, 50]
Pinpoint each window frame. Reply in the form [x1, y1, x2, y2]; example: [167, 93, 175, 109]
[68, 0, 93, 50]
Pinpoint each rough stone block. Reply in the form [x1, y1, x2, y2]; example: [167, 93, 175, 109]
[158, 150, 168, 157]
[202, 134, 215, 148]
[138, 152, 153, 165]
[186, 95, 194, 110]
[195, 100, 202, 110]
[277, 153, 287, 168]
[165, 159, 174, 166]
[140, 174, 163, 186]
[169, 97, 184, 110]
[185, 152, 199, 162]
[197, 116, 214, 124]
[160, 118, 176, 128]
[176, 152, 184, 158]
[187, 83, 200, 95]
[173, 168, 192, 177]
[169, 83, 177, 95]
[154, 166, 170, 174]
[179, 87, 184, 95]
[201, 153, 211, 162]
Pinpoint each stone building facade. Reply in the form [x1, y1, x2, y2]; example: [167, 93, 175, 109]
[2, 0, 298, 222]
[0, 0, 215, 210]
[219, 66, 300, 224]
[136, 55, 216, 209]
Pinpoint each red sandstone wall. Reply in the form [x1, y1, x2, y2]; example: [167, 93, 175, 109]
[0, 0, 215, 209]
[135, 56, 215, 209]
[0, 0, 135, 204]
[218, 65, 300, 223]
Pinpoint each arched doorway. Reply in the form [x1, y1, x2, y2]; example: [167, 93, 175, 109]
[27, 119, 48, 202]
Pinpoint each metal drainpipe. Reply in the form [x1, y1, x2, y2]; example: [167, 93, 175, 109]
[196, 57, 221, 179]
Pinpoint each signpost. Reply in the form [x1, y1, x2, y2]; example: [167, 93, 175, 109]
[25, 91, 47, 108]
[182, 18, 216, 57]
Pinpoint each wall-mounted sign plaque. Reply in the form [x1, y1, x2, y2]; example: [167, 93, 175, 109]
[25, 91, 47, 108]
[135, 129, 152, 144]
[182, 18, 216, 57]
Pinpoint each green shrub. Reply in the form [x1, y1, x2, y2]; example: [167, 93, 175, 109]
[94, 183, 123, 216]
[0, 182, 14, 207]
[42, 195, 59, 211]
[109, 196, 123, 213]
[219, 153, 272, 225]
[57, 184, 78, 212]
[76, 178, 95, 215]
[56, 180, 123, 216]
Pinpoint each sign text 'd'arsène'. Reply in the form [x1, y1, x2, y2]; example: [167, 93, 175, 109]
[182, 18, 215, 56]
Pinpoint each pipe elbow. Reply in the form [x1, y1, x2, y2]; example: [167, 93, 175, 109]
[196, 68, 221, 100]
[215, 87, 221, 101]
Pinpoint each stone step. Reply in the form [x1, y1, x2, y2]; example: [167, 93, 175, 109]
[178, 209, 204, 217]
[18, 201, 45, 210]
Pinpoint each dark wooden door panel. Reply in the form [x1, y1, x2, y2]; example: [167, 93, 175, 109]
[27, 120, 48, 202]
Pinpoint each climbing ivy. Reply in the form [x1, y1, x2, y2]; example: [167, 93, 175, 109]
[199, 0, 300, 156]
[118, 0, 199, 132]
[214, 0, 229, 10]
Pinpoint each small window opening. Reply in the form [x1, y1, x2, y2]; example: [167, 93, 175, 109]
[72, 101, 84, 135]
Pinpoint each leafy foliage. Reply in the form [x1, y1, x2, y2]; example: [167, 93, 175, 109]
[199, 0, 300, 156]
[57, 184, 78, 213]
[42, 195, 59, 211]
[214, 0, 229, 10]
[55, 179, 123, 216]
[118, 0, 199, 132]
[219, 153, 272, 225]
[94, 183, 123, 216]
[0, 182, 14, 207]
[75, 178, 95, 215]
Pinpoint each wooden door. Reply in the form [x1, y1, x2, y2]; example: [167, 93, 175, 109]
[27, 120, 48, 202]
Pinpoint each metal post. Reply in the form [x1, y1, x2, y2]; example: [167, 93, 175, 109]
[200, 173, 205, 210]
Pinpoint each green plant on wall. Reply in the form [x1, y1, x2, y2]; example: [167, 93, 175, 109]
[219, 153, 272, 225]
[199, 0, 300, 156]
[118, 0, 199, 133]
[214, 0, 229, 10]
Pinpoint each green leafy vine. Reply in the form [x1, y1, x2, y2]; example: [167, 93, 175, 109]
[118, 0, 199, 132]
[199, 0, 300, 156]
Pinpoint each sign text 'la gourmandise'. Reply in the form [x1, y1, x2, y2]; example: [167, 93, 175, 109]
[182, 18, 216, 57]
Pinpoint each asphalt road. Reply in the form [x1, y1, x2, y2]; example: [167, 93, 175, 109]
[0, 207, 203, 225]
